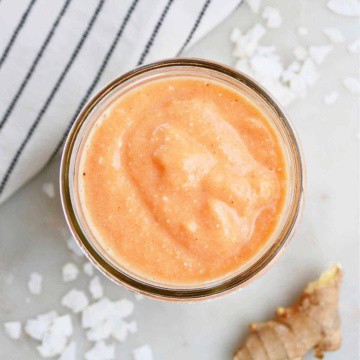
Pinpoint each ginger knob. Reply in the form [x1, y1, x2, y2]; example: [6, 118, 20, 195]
[234, 264, 342, 360]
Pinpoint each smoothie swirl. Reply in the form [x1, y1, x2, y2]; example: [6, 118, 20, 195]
[79, 77, 287, 284]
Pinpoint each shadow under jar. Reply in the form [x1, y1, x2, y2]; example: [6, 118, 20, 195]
[60, 58, 305, 302]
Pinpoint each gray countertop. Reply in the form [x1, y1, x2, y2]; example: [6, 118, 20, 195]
[0, 1, 359, 359]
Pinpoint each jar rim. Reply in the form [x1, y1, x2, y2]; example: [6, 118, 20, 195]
[60, 57, 305, 302]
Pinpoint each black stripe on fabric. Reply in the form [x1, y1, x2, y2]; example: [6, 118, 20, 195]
[176, 0, 211, 56]
[0, 0, 106, 196]
[137, 0, 174, 66]
[0, 0, 38, 68]
[0, 0, 72, 131]
[48, 0, 140, 162]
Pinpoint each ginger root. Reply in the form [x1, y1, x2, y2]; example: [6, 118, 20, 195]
[234, 264, 342, 360]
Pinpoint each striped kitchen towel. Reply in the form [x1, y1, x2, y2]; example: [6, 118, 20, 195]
[0, 0, 241, 205]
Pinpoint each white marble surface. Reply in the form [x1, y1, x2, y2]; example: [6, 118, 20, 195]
[0, 1, 359, 359]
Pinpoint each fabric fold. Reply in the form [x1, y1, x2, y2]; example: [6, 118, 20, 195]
[0, 0, 241, 204]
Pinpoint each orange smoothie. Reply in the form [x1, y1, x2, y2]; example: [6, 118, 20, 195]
[79, 76, 288, 285]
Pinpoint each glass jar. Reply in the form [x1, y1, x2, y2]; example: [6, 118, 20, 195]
[60, 58, 305, 302]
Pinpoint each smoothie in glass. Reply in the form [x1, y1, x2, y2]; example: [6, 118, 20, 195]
[78, 76, 288, 285]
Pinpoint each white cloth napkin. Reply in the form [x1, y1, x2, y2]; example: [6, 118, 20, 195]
[0, 0, 241, 204]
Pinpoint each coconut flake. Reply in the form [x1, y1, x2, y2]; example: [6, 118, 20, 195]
[323, 91, 339, 104]
[250, 52, 283, 80]
[234, 58, 253, 76]
[61, 289, 89, 313]
[89, 276, 104, 300]
[309, 45, 334, 65]
[25, 311, 58, 341]
[323, 27, 345, 43]
[28, 272, 42, 295]
[270, 80, 298, 105]
[301, 59, 318, 86]
[51, 315, 73, 338]
[112, 299, 134, 319]
[82, 298, 113, 329]
[42, 182, 55, 199]
[246, 0, 261, 13]
[62, 263, 79, 282]
[232, 24, 266, 58]
[111, 320, 137, 342]
[343, 77, 360, 94]
[37, 332, 67, 358]
[230, 22, 333, 107]
[85, 341, 115, 360]
[59, 341, 76, 360]
[281, 61, 301, 83]
[133, 344, 153, 360]
[3, 321, 21, 340]
[36, 315, 73, 357]
[327, 0, 360, 17]
[82, 297, 136, 345]
[37, 314, 73, 358]
[86, 320, 112, 342]
[109, 322, 128, 343]
[262, 6, 282, 28]
[83, 262, 95, 277]
[348, 39, 360, 54]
